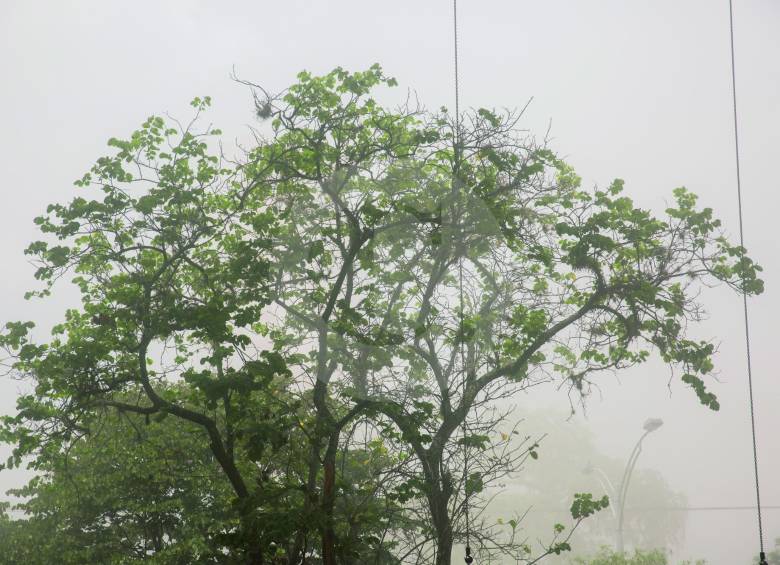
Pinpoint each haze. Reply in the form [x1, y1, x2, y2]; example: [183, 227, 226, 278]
[1, 2, 778, 563]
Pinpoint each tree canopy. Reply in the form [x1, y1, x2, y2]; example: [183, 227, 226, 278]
[0, 65, 762, 565]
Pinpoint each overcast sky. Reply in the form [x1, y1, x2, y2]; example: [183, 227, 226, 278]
[1, 2, 778, 563]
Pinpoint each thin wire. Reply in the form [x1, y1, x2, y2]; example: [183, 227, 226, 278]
[453, 1, 472, 560]
[527, 505, 780, 513]
[459, 257, 472, 556]
[727, 0, 766, 560]
[453, 0, 460, 142]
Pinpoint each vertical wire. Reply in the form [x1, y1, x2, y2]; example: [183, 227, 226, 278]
[453, 0, 460, 138]
[453, 0, 472, 557]
[727, 0, 765, 559]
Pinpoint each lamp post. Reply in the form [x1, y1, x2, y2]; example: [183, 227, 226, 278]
[614, 418, 664, 553]
[582, 462, 618, 522]
[584, 418, 664, 553]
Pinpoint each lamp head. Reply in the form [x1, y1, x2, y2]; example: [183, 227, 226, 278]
[643, 418, 664, 432]
[582, 462, 594, 475]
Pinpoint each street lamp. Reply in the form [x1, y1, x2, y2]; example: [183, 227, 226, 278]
[583, 419, 664, 553]
[615, 418, 664, 553]
[582, 462, 618, 522]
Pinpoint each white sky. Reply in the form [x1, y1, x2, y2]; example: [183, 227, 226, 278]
[1, 2, 778, 563]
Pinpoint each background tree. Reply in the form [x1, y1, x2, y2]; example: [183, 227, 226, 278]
[484, 410, 686, 563]
[572, 547, 705, 565]
[0, 393, 236, 564]
[0, 384, 409, 564]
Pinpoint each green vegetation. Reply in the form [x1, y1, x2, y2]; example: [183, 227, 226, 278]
[486, 411, 685, 560]
[0, 65, 761, 564]
[573, 547, 705, 565]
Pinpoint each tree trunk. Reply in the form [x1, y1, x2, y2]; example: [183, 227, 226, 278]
[435, 531, 454, 565]
[247, 546, 264, 565]
[241, 512, 264, 565]
[290, 437, 321, 563]
[321, 432, 339, 565]
[291, 380, 331, 564]
[429, 486, 454, 565]
[433, 508, 454, 565]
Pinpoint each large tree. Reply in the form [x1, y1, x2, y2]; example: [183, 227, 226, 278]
[1, 65, 762, 565]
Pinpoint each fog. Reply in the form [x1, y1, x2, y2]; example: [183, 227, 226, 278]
[1, 1, 778, 563]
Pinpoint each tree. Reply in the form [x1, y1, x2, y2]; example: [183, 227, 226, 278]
[0, 384, 408, 564]
[1, 65, 762, 564]
[485, 410, 686, 562]
[0, 393, 237, 564]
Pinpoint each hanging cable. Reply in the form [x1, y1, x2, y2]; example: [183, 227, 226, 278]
[453, 0, 461, 133]
[453, 1, 473, 563]
[727, 2, 767, 564]
[459, 249, 473, 565]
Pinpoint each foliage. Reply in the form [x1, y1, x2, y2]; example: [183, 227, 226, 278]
[0, 400, 235, 564]
[0, 65, 762, 564]
[0, 385, 404, 564]
[572, 547, 705, 565]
